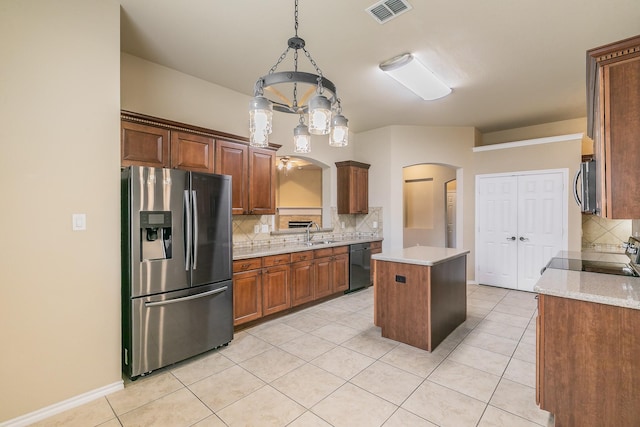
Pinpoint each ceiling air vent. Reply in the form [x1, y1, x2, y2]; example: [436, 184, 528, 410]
[366, 0, 412, 24]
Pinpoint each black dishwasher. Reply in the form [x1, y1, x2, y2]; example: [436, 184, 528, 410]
[348, 243, 371, 292]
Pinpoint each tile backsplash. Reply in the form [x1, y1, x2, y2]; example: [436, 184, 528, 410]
[582, 215, 631, 252]
[232, 207, 383, 249]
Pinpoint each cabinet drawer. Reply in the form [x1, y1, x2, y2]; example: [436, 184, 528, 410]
[314, 247, 334, 258]
[291, 250, 313, 262]
[233, 258, 262, 272]
[370, 241, 382, 250]
[263, 253, 291, 267]
[333, 245, 349, 255]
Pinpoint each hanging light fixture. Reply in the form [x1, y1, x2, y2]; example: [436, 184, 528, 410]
[249, 0, 349, 151]
[293, 116, 311, 153]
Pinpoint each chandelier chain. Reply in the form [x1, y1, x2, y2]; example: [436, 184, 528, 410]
[294, 0, 299, 37]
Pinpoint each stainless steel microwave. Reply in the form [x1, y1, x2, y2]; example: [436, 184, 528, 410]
[573, 160, 597, 214]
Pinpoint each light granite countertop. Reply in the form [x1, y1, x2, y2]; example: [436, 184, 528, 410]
[534, 250, 640, 310]
[371, 245, 470, 266]
[233, 237, 383, 260]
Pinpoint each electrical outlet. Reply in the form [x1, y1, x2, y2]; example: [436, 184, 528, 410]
[373, 221, 378, 229]
[261, 224, 269, 233]
[254, 224, 260, 234]
[341, 222, 345, 229]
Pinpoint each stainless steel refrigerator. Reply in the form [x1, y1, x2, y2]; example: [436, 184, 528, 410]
[121, 166, 233, 379]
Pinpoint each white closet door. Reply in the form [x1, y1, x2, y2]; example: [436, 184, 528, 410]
[476, 175, 518, 288]
[517, 172, 565, 291]
[476, 171, 566, 291]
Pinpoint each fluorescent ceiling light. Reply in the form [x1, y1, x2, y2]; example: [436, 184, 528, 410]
[379, 53, 451, 100]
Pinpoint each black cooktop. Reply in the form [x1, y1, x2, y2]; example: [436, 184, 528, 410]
[546, 257, 639, 277]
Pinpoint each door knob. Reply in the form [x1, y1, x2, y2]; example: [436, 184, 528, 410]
[506, 236, 516, 241]
[519, 236, 529, 241]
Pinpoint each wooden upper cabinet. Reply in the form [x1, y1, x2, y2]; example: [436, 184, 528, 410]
[215, 140, 249, 215]
[587, 35, 640, 219]
[336, 161, 370, 214]
[249, 147, 276, 215]
[121, 121, 170, 168]
[170, 131, 215, 173]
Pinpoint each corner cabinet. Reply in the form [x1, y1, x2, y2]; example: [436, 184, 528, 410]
[336, 161, 370, 214]
[587, 35, 640, 219]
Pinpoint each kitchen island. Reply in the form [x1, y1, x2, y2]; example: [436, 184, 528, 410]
[535, 251, 640, 427]
[373, 246, 469, 351]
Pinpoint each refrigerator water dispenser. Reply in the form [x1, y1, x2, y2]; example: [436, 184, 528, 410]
[140, 211, 172, 260]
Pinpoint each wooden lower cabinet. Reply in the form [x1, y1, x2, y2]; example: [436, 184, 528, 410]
[537, 294, 640, 426]
[232, 268, 262, 326]
[262, 264, 290, 316]
[332, 253, 349, 292]
[291, 251, 315, 307]
[314, 246, 349, 297]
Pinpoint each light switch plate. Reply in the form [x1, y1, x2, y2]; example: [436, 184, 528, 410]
[72, 213, 86, 231]
[254, 224, 260, 234]
[261, 224, 269, 233]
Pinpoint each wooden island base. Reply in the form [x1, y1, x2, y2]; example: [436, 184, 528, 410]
[374, 251, 467, 352]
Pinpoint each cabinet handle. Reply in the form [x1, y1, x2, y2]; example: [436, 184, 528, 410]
[506, 236, 516, 241]
[519, 236, 529, 242]
[242, 263, 250, 269]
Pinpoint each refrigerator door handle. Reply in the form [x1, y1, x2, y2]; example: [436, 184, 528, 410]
[192, 190, 199, 270]
[144, 286, 229, 307]
[184, 190, 192, 271]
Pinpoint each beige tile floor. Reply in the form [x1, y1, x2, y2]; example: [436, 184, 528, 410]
[32, 284, 554, 427]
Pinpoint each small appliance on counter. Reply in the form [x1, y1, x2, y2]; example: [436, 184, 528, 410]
[541, 236, 640, 277]
[121, 166, 233, 379]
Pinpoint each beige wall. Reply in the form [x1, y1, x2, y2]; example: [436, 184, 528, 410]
[277, 169, 322, 207]
[0, 0, 121, 422]
[355, 126, 477, 278]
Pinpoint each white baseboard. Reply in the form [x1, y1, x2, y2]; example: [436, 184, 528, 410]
[1, 381, 124, 427]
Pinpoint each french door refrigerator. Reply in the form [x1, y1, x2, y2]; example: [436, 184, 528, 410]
[121, 166, 233, 378]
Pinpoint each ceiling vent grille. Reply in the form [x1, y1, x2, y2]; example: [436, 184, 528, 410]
[366, 0, 412, 24]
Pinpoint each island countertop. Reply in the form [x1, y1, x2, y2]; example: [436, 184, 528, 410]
[534, 250, 640, 310]
[372, 245, 470, 266]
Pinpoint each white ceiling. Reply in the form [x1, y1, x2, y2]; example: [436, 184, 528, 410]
[119, 0, 640, 134]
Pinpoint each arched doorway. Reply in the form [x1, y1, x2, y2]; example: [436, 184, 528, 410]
[403, 163, 457, 248]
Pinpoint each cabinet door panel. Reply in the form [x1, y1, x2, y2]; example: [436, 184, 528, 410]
[233, 270, 262, 326]
[170, 131, 214, 173]
[249, 148, 276, 215]
[121, 121, 169, 168]
[603, 57, 640, 218]
[291, 260, 314, 306]
[263, 265, 290, 316]
[333, 254, 349, 292]
[216, 140, 248, 215]
[314, 257, 332, 299]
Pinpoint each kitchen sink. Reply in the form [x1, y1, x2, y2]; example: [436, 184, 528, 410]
[304, 240, 336, 246]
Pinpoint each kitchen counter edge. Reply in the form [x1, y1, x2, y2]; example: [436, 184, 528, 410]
[371, 246, 470, 266]
[233, 237, 383, 260]
[534, 268, 640, 310]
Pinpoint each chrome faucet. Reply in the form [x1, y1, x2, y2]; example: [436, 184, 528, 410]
[305, 221, 320, 244]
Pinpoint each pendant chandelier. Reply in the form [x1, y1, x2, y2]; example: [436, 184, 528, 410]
[249, 0, 349, 153]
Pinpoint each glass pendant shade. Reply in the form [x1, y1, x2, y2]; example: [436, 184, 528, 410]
[329, 114, 349, 147]
[293, 122, 311, 153]
[308, 94, 331, 135]
[249, 96, 273, 147]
